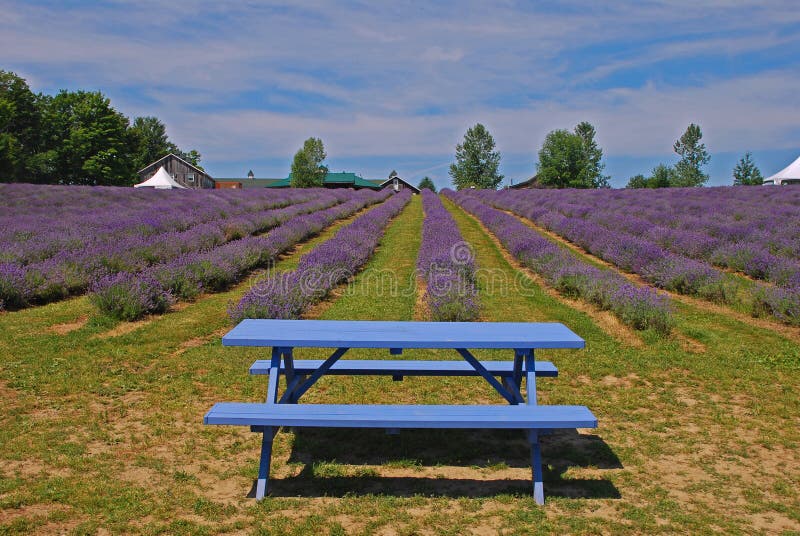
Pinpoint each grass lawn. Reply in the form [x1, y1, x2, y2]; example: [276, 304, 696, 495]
[1, 194, 798, 534]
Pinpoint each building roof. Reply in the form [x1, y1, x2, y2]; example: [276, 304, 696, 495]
[137, 153, 209, 177]
[378, 176, 421, 194]
[268, 172, 381, 189]
[214, 178, 284, 189]
[509, 175, 539, 189]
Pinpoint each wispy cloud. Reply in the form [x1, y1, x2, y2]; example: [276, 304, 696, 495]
[1, 0, 798, 183]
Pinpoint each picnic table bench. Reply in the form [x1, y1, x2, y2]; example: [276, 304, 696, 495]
[204, 319, 597, 504]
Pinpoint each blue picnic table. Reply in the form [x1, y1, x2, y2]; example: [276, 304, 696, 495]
[204, 319, 597, 504]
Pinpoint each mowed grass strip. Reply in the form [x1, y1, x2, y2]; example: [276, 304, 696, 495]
[0, 194, 798, 534]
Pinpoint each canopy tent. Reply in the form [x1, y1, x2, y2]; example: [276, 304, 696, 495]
[764, 155, 800, 185]
[134, 166, 187, 189]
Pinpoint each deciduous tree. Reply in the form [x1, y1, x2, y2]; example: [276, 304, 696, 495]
[449, 123, 503, 190]
[537, 122, 609, 188]
[290, 137, 327, 187]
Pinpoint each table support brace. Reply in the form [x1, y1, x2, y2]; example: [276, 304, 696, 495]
[455, 348, 523, 404]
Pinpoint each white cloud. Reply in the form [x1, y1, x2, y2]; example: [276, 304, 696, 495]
[1, 0, 798, 171]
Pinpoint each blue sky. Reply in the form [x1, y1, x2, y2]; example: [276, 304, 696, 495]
[2, 0, 799, 188]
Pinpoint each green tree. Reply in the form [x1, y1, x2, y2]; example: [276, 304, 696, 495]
[574, 121, 609, 188]
[626, 174, 648, 188]
[537, 123, 609, 188]
[181, 149, 203, 170]
[536, 129, 586, 188]
[732, 152, 763, 186]
[388, 169, 398, 179]
[449, 123, 503, 190]
[290, 137, 327, 187]
[38, 90, 136, 185]
[418, 176, 436, 192]
[0, 70, 41, 182]
[129, 116, 171, 170]
[625, 164, 675, 188]
[672, 123, 710, 187]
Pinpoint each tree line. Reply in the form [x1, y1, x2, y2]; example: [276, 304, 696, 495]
[448, 121, 765, 190]
[0, 70, 201, 186]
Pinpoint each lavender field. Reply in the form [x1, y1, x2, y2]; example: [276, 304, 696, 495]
[1, 184, 798, 534]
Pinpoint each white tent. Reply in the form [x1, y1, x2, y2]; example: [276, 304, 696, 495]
[134, 166, 188, 189]
[764, 155, 800, 185]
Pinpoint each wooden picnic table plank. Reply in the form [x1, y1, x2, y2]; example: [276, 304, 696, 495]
[222, 319, 585, 349]
[248, 359, 559, 377]
[204, 402, 598, 429]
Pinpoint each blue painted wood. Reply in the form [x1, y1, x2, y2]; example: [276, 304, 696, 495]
[529, 430, 545, 505]
[290, 347, 350, 401]
[266, 348, 281, 404]
[255, 427, 274, 500]
[524, 350, 537, 405]
[204, 403, 598, 429]
[223, 320, 585, 350]
[455, 349, 522, 404]
[249, 359, 559, 378]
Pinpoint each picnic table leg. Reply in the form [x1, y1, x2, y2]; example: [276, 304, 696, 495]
[529, 430, 545, 505]
[523, 349, 545, 504]
[255, 426, 275, 500]
[266, 347, 282, 403]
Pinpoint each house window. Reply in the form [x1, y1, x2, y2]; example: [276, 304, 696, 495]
[393, 177, 399, 191]
[187, 173, 195, 183]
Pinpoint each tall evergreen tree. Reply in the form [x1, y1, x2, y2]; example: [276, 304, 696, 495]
[418, 176, 436, 192]
[732, 152, 763, 186]
[672, 123, 710, 187]
[290, 137, 327, 187]
[449, 123, 503, 190]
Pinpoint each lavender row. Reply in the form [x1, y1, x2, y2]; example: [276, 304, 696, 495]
[479, 190, 799, 325]
[417, 190, 479, 321]
[92, 189, 393, 320]
[229, 190, 412, 323]
[0, 191, 351, 309]
[0, 183, 322, 266]
[490, 187, 800, 285]
[445, 190, 673, 334]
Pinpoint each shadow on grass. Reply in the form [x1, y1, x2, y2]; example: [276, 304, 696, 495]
[254, 427, 621, 499]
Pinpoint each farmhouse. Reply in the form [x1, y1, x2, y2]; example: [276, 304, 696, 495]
[377, 175, 421, 194]
[509, 175, 541, 189]
[137, 153, 215, 189]
[136, 155, 419, 193]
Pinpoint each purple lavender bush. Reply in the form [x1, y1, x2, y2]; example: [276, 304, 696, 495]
[93, 189, 391, 319]
[90, 272, 174, 321]
[417, 190, 479, 321]
[229, 191, 411, 323]
[445, 190, 673, 334]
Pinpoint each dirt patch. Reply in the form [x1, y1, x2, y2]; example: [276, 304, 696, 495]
[169, 327, 228, 358]
[92, 316, 154, 339]
[676, 332, 707, 354]
[46, 315, 88, 335]
[413, 277, 429, 321]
